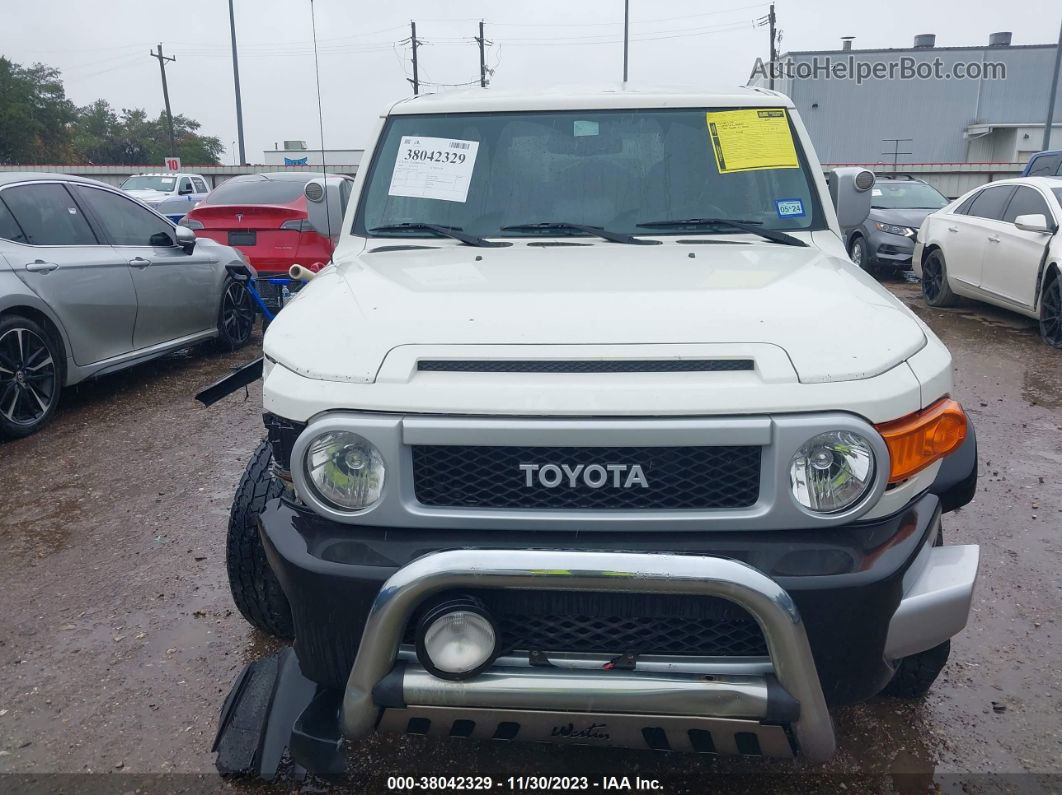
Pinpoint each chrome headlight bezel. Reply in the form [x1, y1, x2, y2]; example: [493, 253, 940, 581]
[788, 430, 878, 514]
[302, 430, 386, 512]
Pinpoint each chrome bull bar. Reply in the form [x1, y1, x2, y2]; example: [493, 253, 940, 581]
[341, 550, 837, 761]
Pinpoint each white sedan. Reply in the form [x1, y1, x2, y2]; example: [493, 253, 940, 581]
[913, 177, 1062, 348]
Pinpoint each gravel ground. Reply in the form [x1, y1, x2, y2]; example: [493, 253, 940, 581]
[0, 280, 1059, 793]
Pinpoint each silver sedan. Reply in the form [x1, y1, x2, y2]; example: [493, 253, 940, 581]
[0, 172, 257, 438]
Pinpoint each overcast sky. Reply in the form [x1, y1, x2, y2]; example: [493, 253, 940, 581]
[4, 0, 1060, 163]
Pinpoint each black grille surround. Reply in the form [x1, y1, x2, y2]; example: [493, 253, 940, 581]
[411, 444, 761, 510]
[404, 591, 768, 658]
[417, 359, 754, 373]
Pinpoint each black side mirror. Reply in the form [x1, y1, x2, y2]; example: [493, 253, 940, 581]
[225, 262, 254, 282]
[174, 225, 197, 253]
[178, 183, 193, 195]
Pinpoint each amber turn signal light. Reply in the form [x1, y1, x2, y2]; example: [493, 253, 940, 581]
[875, 398, 967, 484]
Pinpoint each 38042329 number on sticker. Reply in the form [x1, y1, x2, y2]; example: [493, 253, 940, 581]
[388, 136, 480, 203]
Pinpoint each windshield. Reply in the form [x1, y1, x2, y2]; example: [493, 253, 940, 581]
[121, 176, 176, 192]
[871, 181, 947, 210]
[355, 108, 824, 239]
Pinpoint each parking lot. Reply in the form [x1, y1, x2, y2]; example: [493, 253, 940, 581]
[0, 280, 1059, 791]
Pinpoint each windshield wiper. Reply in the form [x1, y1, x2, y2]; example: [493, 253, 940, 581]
[636, 218, 807, 247]
[500, 222, 660, 245]
[368, 223, 509, 248]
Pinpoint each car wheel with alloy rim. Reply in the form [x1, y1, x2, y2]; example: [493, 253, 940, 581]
[848, 236, 867, 269]
[1040, 270, 1062, 349]
[921, 249, 959, 308]
[217, 278, 256, 350]
[0, 316, 62, 439]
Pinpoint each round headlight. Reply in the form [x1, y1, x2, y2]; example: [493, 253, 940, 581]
[305, 431, 385, 510]
[789, 431, 875, 513]
[416, 603, 497, 679]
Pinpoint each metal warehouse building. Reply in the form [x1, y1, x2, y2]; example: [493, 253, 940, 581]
[751, 32, 1062, 166]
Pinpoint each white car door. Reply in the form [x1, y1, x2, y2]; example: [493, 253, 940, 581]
[944, 185, 1016, 290]
[980, 185, 1056, 308]
[191, 177, 210, 204]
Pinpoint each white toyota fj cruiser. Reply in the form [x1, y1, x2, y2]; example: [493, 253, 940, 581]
[208, 86, 980, 775]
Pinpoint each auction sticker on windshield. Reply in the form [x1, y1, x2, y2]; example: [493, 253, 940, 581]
[388, 136, 480, 203]
[706, 109, 799, 174]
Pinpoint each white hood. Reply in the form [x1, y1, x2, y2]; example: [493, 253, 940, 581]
[124, 189, 170, 203]
[264, 242, 926, 385]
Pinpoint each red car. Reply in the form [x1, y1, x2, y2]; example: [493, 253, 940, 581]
[181, 172, 352, 310]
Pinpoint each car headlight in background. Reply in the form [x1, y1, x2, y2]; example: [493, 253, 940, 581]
[874, 222, 916, 238]
[789, 431, 875, 513]
[305, 431, 385, 510]
[180, 218, 204, 229]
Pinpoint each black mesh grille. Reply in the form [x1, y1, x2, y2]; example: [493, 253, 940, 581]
[411, 445, 761, 510]
[499, 614, 767, 657]
[406, 591, 768, 657]
[417, 359, 754, 373]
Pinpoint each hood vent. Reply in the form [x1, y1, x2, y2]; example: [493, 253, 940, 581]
[417, 359, 755, 374]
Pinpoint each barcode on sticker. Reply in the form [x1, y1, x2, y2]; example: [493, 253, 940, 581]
[449, 141, 470, 150]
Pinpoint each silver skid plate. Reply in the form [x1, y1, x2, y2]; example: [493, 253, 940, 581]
[378, 706, 796, 758]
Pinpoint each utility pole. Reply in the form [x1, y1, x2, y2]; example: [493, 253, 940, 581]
[476, 20, 488, 88]
[149, 44, 177, 154]
[410, 21, 420, 95]
[882, 138, 913, 171]
[228, 0, 247, 166]
[757, 4, 778, 89]
[622, 0, 629, 82]
[768, 3, 777, 90]
[1043, 17, 1062, 150]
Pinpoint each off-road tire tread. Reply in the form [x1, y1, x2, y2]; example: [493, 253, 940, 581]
[882, 639, 950, 698]
[226, 439, 294, 638]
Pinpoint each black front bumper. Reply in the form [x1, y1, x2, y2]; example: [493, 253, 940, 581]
[260, 491, 943, 705]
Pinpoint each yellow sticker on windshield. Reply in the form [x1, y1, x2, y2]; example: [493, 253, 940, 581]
[706, 109, 800, 174]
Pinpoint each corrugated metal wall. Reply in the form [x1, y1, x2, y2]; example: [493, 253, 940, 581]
[766, 44, 1062, 163]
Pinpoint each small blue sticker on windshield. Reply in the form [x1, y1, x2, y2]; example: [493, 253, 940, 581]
[775, 198, 805, 217]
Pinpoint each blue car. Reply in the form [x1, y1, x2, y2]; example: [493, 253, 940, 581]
[1022, 150, 1062, 177]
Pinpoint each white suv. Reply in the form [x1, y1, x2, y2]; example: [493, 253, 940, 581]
[206, 86, 981, 775]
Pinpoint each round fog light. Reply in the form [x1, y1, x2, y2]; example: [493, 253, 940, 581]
[416, 603, 497, 680]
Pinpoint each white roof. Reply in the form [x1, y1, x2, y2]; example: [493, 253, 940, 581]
[981, 177, 1062, 188]
[387, 84, 793, 115]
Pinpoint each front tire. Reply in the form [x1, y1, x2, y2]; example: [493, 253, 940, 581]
[882, 640, 951, 698]
[848, 235, 869, 270]
[226, 440, 294, 638]
[922, 250, 959, 307]
[0, 315, 63, 440]
[1039, 270, 1062, 349]
[217, 278, 255, 351]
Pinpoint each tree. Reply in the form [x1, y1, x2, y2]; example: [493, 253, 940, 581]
[0, 57, 76, 164]
[0, 57, 224, 166]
